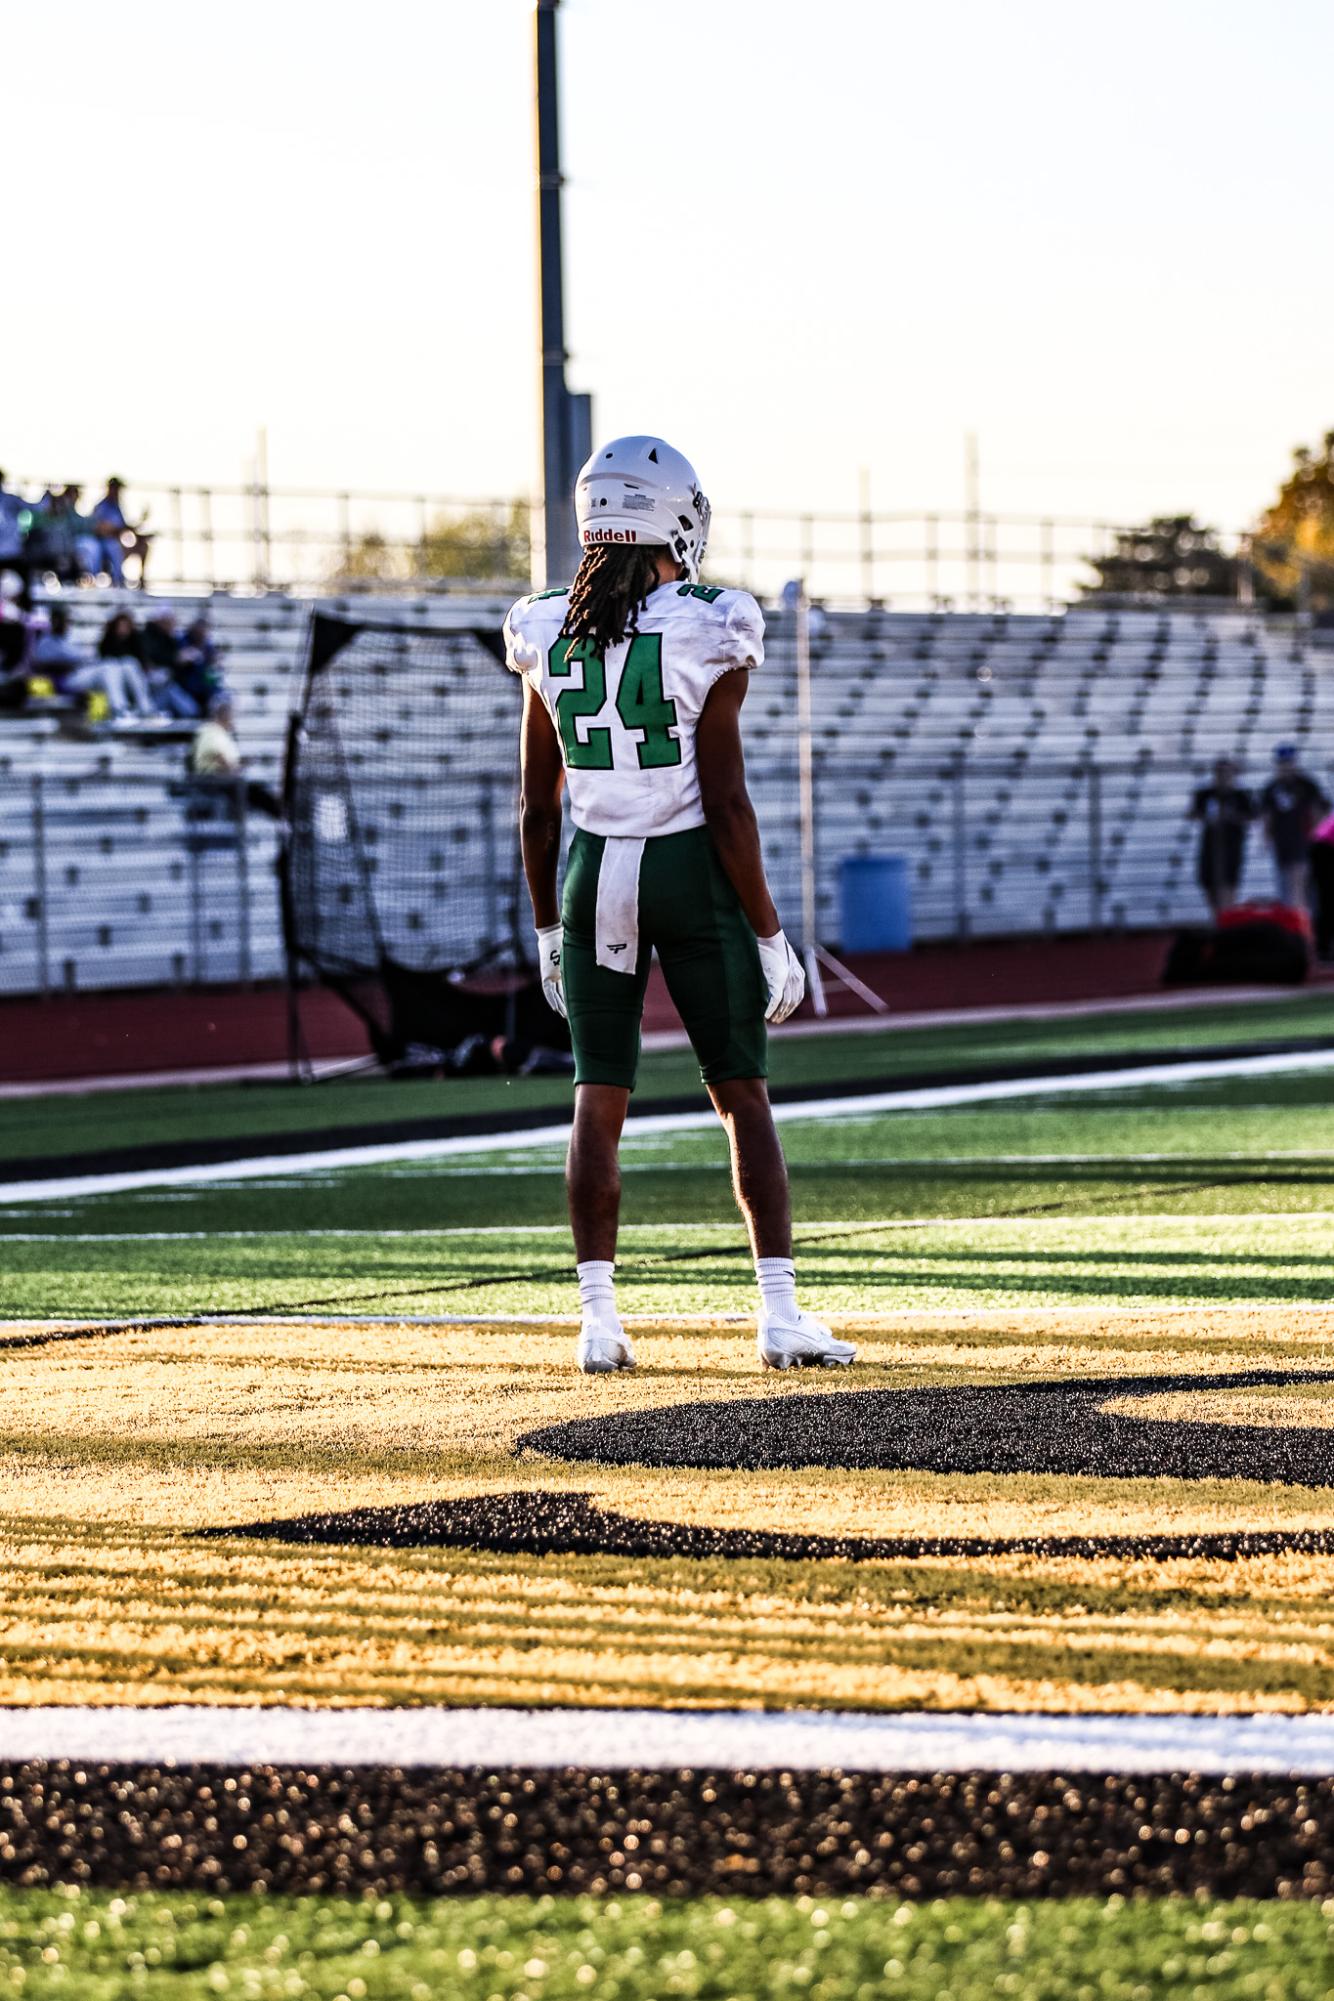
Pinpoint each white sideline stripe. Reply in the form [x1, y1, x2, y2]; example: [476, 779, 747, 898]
[1, 1707, 1332, 1775]
[3, 1047, 1333, 1206]
[0, 988, 1312, 1102]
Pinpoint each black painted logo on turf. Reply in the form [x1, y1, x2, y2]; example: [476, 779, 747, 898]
[518, 1368, 1334, 1487]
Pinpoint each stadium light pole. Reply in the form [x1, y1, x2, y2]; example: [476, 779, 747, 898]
[534, 0, 591, 588]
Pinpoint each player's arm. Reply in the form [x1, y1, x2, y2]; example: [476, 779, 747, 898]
[698, 671, 804, 1022]
[697, 671, 778, 934]
[519, 680, 567, 1016]
[519, 679, 563, 927]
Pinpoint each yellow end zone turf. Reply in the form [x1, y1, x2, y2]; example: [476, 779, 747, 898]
[1, 1312, 1332, 1714]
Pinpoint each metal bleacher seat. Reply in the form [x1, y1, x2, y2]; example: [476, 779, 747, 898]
[1, 591, 1327, 988]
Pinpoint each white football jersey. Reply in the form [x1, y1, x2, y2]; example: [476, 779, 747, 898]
[503, 580, 764, 838]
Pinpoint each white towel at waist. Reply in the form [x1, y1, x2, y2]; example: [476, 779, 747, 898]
[595, 835, 646, 974]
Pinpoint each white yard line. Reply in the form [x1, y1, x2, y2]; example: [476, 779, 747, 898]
[0, 1706, 1331, 1774]
[7, 1211, 1334, 1247]
[10, 1300, 1334, 1331]
[0, 1225, 719, 1243]
[4, 1047, 1334, 1206]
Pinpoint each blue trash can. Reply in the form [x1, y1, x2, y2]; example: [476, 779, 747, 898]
[839, 854, 912, 953]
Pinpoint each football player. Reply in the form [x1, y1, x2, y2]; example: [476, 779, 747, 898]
[505, 436, 855, 1375]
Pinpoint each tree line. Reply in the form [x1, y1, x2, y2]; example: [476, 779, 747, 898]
[326, 431, 1334, 610]
[1081, 431, 1334, 608]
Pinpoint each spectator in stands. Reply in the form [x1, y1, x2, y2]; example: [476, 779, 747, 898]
[31, 605, 142, 720]
[94, 610, 156, 720]
[1260, 744, 1330, 910]
[189, 695, 281, 817]
[31, 605, 84, 681]
[140, 609, 199, 717]
[0, 473, 28, 597]
[175, 616, 226, 714]
[90, 478, 151, 587]
[23, 487, 81, 582]
[64, 487, 100, 579]
[1189, 757, 1255, 915]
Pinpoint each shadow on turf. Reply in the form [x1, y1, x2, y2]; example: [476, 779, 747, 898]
[210, 1485, 1334, 1564]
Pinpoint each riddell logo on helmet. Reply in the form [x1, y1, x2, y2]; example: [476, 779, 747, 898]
[583, 526, 638, 544]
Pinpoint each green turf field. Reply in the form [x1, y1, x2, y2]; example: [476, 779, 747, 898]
[2, 1040, 1332, 1717]
[0, 991, 1329, 1167]
[4, 1060, 1334, 1322]
[2, 1885, 1331, 1999]
[3, 1017, 1333, 1993]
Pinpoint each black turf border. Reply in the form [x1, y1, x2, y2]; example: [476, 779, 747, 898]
[1, 1765, 1331, 1899]
[5, 1034, 1330, 1185]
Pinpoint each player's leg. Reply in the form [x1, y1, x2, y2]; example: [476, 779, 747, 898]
[567, 1085, 627, 1263]
[566, 1083, 633, 1369]
[561, 830, 650, 1373]
[707, 1076, 853, 1368]
[651, 828, 855, 1370]
[706, 1076, 790, 1258]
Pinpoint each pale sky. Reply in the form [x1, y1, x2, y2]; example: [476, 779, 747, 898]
[7, 0, 1331, 540]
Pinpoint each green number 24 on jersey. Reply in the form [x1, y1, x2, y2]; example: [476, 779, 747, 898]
[548, 634, 682, 771]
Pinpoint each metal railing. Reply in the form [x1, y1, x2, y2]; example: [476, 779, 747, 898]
[0, 754, 1244, 999]
[12, 475, 1182, 610]
[0, 772, 282, 997]
[752, 754, 1238, 949]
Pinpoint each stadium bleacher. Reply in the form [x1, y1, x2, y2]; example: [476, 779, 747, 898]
[0, 592, 1328, 996]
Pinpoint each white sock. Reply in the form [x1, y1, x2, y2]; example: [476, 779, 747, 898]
[577, 1260, 618, 1326]
[756, 1255, 799, 1324]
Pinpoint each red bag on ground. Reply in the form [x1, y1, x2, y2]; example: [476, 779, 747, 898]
[1218, 901, 1313, 940]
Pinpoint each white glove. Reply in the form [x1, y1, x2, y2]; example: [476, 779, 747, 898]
[756, 929, 805, 1024]
[536, 922, 566, 1019]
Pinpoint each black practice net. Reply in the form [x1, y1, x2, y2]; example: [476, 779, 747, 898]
[282, 613, 560, 1068]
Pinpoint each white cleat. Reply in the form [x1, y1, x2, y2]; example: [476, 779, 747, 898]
[576, 1322, 637, 1374]
[758, 1311, 857, 1371]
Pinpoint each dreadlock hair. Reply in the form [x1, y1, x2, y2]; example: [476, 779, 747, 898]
[559, 544, 670, 651]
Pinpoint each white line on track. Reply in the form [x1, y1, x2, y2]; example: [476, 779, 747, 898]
[4, 1046, 1334, 1207]
[1, 1707, 1332, 1775]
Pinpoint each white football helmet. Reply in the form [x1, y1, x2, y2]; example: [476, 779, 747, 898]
[575, 435, 711, 583]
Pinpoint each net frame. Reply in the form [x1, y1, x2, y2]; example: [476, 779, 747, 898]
[280, 612, 545, 1070]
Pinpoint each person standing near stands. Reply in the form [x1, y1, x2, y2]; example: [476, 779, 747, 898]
[1309, 810, 1334, 961]
[1260, 744, 1329, 911]
[1189, 757, 1255, 915]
